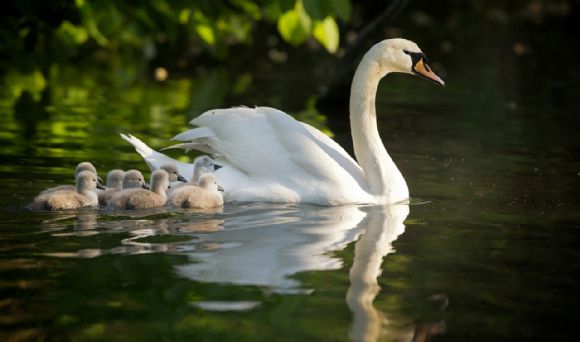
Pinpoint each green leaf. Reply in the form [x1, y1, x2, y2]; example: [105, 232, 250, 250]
[303, 0, 325, 20]
[332, 0, 351, 21]
[277, 0, 312, 46]
[231, 0, 262, 20]
[313, 17, 339, 53]
[193, 10, 216, 45]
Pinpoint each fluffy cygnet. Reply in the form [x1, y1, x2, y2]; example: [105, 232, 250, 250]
[169, 156, 222, 193]
[97, 169, 126, 205]
[31, 171, 104, 210]
[108, 170, 170, 210]
[160, 163, 187, 183]
[40, 161, 103, 195]
[122, 169, 148, 189]
[167, 173, 224, 209]
[191, 156, 222, 185]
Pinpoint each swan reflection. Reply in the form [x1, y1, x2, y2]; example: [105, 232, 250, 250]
[177, 204, 367, 289]
[177, 203, 419, 340]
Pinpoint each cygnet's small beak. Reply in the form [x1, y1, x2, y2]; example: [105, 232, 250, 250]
[413, 58, 445, 86]
[177, 175, 187, 182]
[217, 185, 225, 192]
[97, 183, 106, 190]
[214, 164, 223, 171]
[142, 183, 150, 190]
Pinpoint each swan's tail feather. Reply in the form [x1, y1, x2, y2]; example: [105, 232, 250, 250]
[120, 133, 154, 159]
[120, 133, 193, 176]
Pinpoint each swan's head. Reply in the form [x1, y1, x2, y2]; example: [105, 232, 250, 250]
[76, 161, 104, 184]
[374, 38, 444, 86]
[194, 156, 222, 172]
[76, 170, 104, 191]
[161, 163, 187, 182]
[150, 169, 170, 191]
[199, 173, 225, 192]
[106, 169, 125, 189]
[123, 169, 148, 189]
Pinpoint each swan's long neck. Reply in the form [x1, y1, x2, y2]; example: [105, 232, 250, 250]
[349, 52, 409, 202]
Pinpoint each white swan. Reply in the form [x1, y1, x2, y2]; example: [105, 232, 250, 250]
[124, 38, 443, 205]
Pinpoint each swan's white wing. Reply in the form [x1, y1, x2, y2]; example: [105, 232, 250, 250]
[172, 107, 370, 204]
[120, 134, 194, 179]
[190, 107, 366, 182]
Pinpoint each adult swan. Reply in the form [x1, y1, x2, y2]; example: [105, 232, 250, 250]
[123, 38, 444, 206]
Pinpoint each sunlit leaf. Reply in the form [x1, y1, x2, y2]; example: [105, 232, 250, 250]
[313, 17, 339, 53]
[179, 9, 191, 24]
[57, 21, 89, 45]
[231, 0, 262, 20]
[193, 10, 216, 45]
[277, 0, 312, 46]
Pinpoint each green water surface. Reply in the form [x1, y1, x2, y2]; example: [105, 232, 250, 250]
[2, 16, 580, 342]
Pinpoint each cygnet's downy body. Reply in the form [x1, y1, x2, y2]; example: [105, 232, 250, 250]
[32, 171, 105, 210]
[40, 162, 103, 195]
[167, 173, 224, 209]
[108, 169, 170, 210]
[97, 169, 125, 205]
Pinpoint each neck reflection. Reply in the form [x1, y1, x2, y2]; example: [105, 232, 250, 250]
[347, 204, 411, 341]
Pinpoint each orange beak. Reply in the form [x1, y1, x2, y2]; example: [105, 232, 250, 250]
[413, 58, 445, 86]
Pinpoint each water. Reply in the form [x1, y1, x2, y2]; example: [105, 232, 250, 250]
[2, 21, 580, 342]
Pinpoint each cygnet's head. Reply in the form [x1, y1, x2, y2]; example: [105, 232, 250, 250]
[76, 170, 104, 191]
[194, 156, 222, 172]
[150, 169, 170, 192]
[123, 169, 147, 189]
[160, 164, 186, 182]
[370, 38, 444, 86]
[76, 161, 104, 184]
[106, 169, 125, 189]
[199, 173, 224, 192]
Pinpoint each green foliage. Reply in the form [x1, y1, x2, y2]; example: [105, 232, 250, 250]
[0, 0, 352, 69]
[277, 0, 347, 53]
[277, 0, 312, 46]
